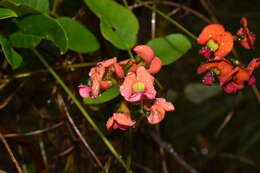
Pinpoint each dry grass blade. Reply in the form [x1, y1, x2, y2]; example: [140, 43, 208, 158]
[56, 93, 104, 170]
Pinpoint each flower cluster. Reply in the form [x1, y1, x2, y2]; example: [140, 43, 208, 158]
[79, 45, 174, 130]
[197, 17, 259, 93]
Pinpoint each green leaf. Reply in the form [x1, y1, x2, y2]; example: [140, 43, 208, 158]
[0, 34, 23, 69]
[84, 87, 120, 104]
[237, 130, 260, 155]
[14, 14, 68, 53]
[84, 0, 139, 50]
[184, 83, 221, 104]
[0, 0, 40, 16]
[147, 34, 191, 65]
[57, 17, 100, 53]
[10, 0, 49, 13]
[9, 32, 41, 48]
[0, 8, 17, 19]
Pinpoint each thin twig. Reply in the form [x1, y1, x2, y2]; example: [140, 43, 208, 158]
[199, 0, 218, 23]
[56, 93, 104, 170]
[150, 131, 198, 173]
[0, 62, 96, 82]
[215, 111, 234, 137]
[4, 122, 64, 138]
[135, 0, 197, 40]
[130, 1, 211, 24]
[0, 131, 24, 173]
[252, 85, 260, 104]
[219, 152, 257, 167]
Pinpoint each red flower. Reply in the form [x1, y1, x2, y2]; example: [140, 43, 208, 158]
[197, 58, 260, 93]
[237, 17, 256, 49]
[106, 112, 135, 130]
[197, 59, 234, 86]
[197, 24, 234, 59]
[146, 98, 175, 124]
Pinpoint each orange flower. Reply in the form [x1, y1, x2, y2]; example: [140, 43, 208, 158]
[197, 24, 234, 59]
[147, 98, 175, 124]
[106, 112, 135, 130]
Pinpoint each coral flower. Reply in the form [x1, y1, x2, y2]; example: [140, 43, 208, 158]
[120, 66, 156, 102]
[197, 24, 234, 59]
[237, 17, 256, 49]
[134, 45, 162, 74]
[147, 98, 175, 124]
[106, 112, 135, 130]
[89, 58, 117, 98]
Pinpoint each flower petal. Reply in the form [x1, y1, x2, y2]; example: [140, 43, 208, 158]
[136, 66, 156, 100]
[78, 85, 91, 98]
[147, 105, 165, 124]
[113, 113, 135, 127]
[197, 62, 219, 74]
[148, 56, 162, 74]
[197, 24, 225, 45]
[134, 45, 154, 65]
[113, 62, 124, 78]
[120, 72, 136, 101]
[214, 32, 234, 58]
[155, 98, 175, 111]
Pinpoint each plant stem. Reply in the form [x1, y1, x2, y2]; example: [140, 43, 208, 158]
[122, 0, 129, 8]
[135, 0, 197, 40]
[32, 48, 128, 170]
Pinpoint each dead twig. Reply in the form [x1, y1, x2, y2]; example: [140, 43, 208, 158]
[0, 131, 24, 173]
[4, 122, 64, 138]
[150, 131, 198, 173]
[56, 93, 104, 170]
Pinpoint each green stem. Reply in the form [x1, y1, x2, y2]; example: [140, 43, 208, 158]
[136, 0, 197, 40]
[122, 0, 129, 8]
[128, 49, 135, 59]
[32, 48, 128, 170]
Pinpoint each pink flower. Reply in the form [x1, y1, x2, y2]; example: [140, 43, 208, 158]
[106, 112, 135, 130]
[147, 98, 175, 124]
[120, 66, 156, 102]
[89, 58, 117, 98]
[134, 45, 154, 65]
[133, 45, 162, 74]
[78, 85, 91, 98]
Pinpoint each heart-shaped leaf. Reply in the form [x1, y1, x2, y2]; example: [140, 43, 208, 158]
[14, 14, 68, 53]
[0, 34, 23, 69]
[84, 87, 120, 104]
[0, 0, 40, 16]
[0, 8, 17, 20]
[84, 0, 139, 50]
[10, 0, 49, 13]
[9, 32, 41, 48]
[57, 17, 100, 53]
[147, 34, 191, 65]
